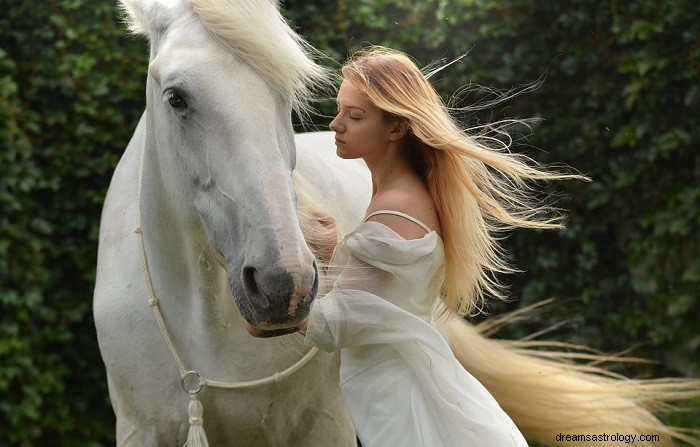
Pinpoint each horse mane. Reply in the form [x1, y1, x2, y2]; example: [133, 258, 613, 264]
[119, 0, 328, 112]
[186, 0, 328, 111]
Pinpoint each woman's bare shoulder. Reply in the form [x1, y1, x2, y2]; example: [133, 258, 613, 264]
[366, 185, 441, 239]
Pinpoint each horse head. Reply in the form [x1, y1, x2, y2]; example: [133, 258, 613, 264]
[120, 0, 326, 336]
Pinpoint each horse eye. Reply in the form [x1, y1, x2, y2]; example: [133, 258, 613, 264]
[167, 90, 187, 109]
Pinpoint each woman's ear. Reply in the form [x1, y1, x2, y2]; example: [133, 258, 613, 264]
[389, 119, 409, 141]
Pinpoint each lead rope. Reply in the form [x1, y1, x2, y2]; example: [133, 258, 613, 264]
[134, 123, 319, 446]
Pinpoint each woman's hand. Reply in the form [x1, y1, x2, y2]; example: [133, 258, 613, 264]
[297, 318, 308, 336]
[308, 211, 338, 264]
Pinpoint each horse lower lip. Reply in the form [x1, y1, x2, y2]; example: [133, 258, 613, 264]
[244, 321, 299, 338]
[258, 328, 299, 338]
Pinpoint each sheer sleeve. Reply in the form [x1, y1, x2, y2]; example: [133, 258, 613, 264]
[304, 252, 393, 352]
[304, 223, 440, 352]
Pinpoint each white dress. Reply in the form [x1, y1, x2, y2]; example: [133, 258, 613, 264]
[305, 211, 528, 447]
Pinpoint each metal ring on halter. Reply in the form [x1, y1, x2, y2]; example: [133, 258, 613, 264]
[181, 370, 204, 394]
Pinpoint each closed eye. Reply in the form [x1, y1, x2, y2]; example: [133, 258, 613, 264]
[335, 108, 360, 120]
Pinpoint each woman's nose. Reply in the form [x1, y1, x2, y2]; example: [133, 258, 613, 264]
[329, 115, 342, 132]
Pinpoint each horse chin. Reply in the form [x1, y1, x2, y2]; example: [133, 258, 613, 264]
[243, 320, 301, 338]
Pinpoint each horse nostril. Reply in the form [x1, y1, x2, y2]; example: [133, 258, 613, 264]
[306, 260, 319, 302]
[242, 266, 269, 310]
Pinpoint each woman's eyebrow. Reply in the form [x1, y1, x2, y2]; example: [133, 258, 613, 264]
[336, 102, 367, 113]
[335, 98, 367, 113]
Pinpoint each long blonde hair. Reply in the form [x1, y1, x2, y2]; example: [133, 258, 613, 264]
[342, 46, 583, 317]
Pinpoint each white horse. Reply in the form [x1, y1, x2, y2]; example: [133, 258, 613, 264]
[95, 1, 700, 446]
[94, 0, 368, 445]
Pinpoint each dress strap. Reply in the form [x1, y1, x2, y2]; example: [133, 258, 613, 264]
[364, 210, 432, 234]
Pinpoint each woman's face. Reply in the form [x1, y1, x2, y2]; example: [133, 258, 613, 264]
[329, 80, 396, 161]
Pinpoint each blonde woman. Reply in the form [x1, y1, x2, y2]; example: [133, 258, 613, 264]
[300, 47, 699, 447]
[298, 45, 564, 446]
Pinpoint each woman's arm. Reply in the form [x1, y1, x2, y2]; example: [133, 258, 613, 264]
[302, 252, 394, 351]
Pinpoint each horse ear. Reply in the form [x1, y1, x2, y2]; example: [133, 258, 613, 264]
[118, 0, 184, 38]
[118, 0, 150, 35]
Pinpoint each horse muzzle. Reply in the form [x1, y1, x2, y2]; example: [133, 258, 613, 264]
[236, 260, 318, 337]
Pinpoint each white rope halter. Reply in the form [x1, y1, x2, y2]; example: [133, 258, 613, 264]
[134, 122, 319, 445]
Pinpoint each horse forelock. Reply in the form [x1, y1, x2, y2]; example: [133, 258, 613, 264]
[184, 0, 327, 112]
[121, 0, 327, 111]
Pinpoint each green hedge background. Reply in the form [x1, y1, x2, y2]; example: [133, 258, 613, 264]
[1, 0, 698, 445]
